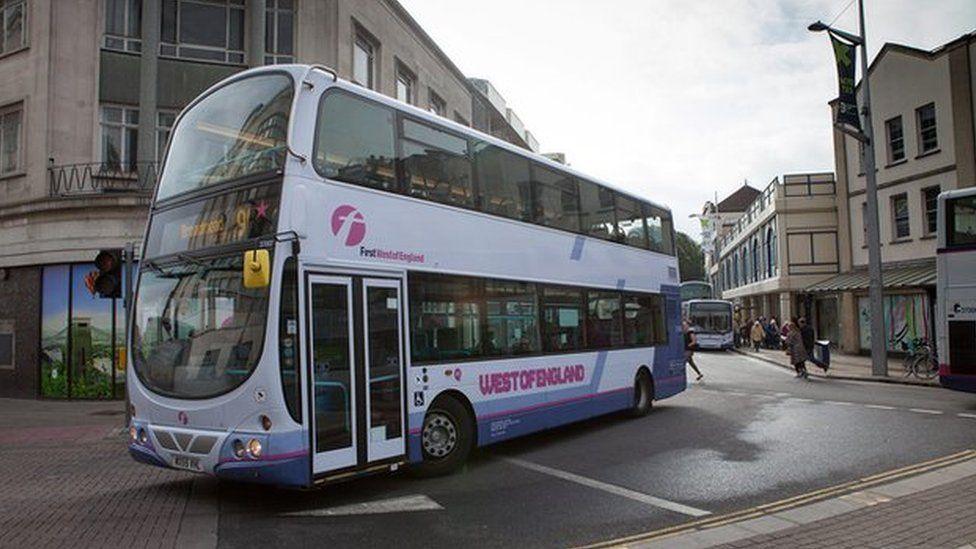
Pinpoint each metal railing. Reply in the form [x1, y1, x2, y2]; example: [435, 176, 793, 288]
[49, 161, 157, 197]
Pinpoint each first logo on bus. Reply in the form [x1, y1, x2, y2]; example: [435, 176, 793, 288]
[331, 205, 367, 247]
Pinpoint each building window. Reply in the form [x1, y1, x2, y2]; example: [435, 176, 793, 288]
[395, 63, 414, 104]
[428, 89, 446, 117]
[0, 103, 22, 175]
[156, 110, 178, 164]
[923, 186, 939, 235]
[0, 0, 26, 55]
[160, 0, 245, 65]
[264, 0, 294, 64]
[891, 193, 910, 239]
[916, 103, 937, 154]
[885, 116, 905, 164]
[100, 105, 139, 172]
[104, 0, 141, 52]
[352, 32, 376, 89]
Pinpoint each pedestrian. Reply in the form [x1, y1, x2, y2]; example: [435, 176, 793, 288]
[683, 320, 704, 381]
[750, 320, 764, 352]
[785, 318, 810, 379]
[767, 317, 779, 349]
[799, 317, 825, 372]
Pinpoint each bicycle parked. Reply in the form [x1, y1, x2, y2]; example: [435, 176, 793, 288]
[898, 338, 939, 380]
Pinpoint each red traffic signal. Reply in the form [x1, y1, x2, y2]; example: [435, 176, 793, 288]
[92, 249, 122, 298]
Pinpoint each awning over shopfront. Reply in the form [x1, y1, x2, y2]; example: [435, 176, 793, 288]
[805, 262, 935, 292]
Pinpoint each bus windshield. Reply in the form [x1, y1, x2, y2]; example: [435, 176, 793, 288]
[689, 303, 731, 334]
[156, 73, 294, 201]
[132, 254, 272, 399]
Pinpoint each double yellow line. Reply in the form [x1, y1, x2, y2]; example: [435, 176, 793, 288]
[580, 449, 976, 548]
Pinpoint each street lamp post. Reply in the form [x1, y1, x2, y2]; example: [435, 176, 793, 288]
[810, 0, 887, 376]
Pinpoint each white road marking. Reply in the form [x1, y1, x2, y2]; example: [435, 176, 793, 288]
[865, 404, 896, 410]
[791, 398, 815, 403]
[824, 400, 855, 406]
[908, 408, 943, 415]
[774, 392, 793, 397]
[958, 413, 976, 419]
[280, 494, 443, 517]
[502, 457, 711, 517]
[735, 354, 797, 377]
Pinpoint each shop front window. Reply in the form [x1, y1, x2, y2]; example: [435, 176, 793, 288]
[40, 263, 129, 399]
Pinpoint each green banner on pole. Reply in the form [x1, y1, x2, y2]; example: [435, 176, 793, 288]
[831, 34, 861, 130]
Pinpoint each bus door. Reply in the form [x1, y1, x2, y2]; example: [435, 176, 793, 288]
[305, 273, 406, 476]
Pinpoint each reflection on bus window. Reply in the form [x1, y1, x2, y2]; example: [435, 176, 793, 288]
[315, 91, 397, 191]
[157, 74, 293, 200]
[485, 280, 539, 356]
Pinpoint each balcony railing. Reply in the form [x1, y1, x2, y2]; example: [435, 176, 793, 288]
[49, 162, 157, 197]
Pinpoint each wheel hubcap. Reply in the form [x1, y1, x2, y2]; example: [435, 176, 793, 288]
[422, 412, 457, 459]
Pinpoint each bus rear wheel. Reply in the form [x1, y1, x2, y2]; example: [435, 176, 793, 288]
[630, 371, 653, 417]
[413, 395, 474, 477]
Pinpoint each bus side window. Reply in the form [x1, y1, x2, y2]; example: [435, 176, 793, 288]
[578, 180, 617, 242]
[314, 92, 397, 191]
[399, 118, 475, 209]
[473, 142, 532, 222]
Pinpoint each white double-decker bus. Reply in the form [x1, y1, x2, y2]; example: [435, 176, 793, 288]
[127, 65, 686, 487]
[937, 187, 976, 392]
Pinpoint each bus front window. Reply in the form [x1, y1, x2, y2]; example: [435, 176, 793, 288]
[157, 73, 294, 201]
[132, 254, 271, 399]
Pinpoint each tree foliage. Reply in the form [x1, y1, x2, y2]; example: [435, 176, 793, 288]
[675, 231, 705, 282]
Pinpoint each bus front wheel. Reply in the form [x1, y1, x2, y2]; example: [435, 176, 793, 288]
[413, 395, 475, 477]
[630, 370, 653, 417]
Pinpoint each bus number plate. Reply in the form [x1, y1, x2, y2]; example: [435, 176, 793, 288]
[172, 454, 202, 472]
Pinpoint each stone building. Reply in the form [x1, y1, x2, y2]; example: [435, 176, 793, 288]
[707, 173, 840, 340]
[807, 31, 976, 355]
[0, 0, 536, 398]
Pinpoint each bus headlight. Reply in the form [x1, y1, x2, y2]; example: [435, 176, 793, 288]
[232, 439, 246, 459]
[138, 429, 148, 444]
[247, 438, 263, 458]
[129, 426, 138, 442]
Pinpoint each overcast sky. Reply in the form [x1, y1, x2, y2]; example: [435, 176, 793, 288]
[398, 0, 976, 239]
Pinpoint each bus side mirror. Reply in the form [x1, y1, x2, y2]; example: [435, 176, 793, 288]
[243, 249, 270, 289]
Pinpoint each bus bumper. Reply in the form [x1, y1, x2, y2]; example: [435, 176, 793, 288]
[127, 420, 311, 488]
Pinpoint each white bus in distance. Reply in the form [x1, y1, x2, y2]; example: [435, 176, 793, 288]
[682, 300, 734, 350]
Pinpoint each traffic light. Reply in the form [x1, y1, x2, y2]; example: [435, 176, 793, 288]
[91, 249, 123, 298]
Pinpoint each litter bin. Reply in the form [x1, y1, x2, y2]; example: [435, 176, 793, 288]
[812, 340, 831, 370]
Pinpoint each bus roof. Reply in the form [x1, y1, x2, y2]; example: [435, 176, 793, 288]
[210, 64, 673, 214]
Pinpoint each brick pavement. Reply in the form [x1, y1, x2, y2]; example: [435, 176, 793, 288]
[0, 398, 204, 549]
[712, 474, 976, 548]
